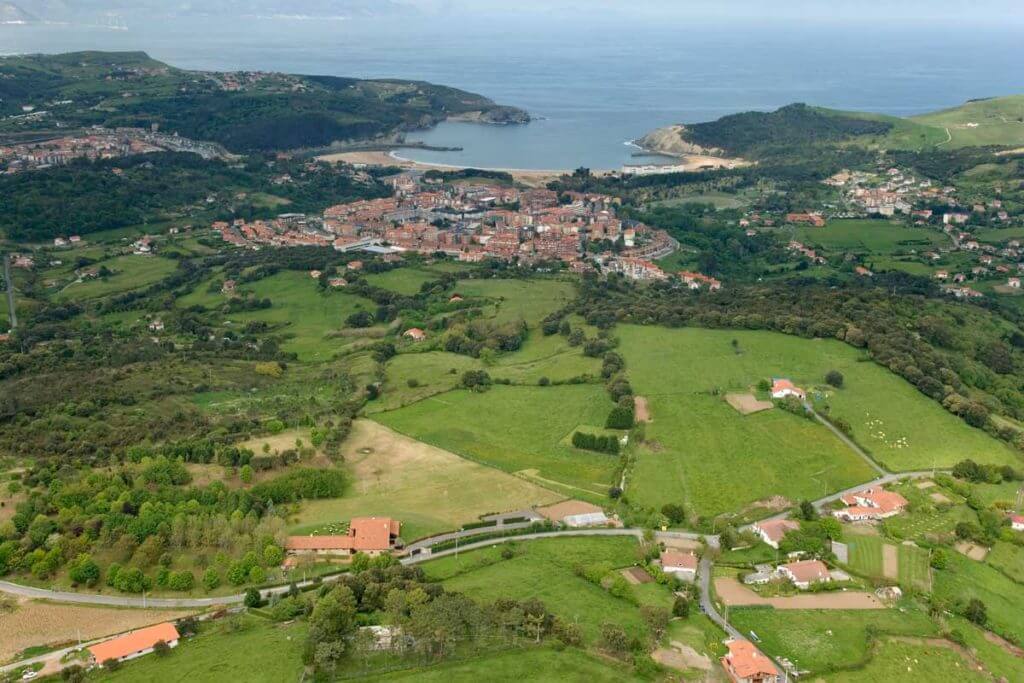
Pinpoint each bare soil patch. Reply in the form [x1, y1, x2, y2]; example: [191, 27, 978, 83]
[725, 393, 773, 415]
[915, 480, 936, 489]
[714, 577, 884, 609]
[983, 629, 1024, 658]
[0, 598, 193, 661]
[662, 537, 703, 552]
[634, 396, 652, 423]
[955, 541, 989, 561]
[929, 491, 951, 504]
[882, 543, 899, 580]
[740, 496, 793, 515]
[653, 643, 712, 672]
[236, 428, 315, 456]
[621, 567, 654, 585]
[536, 499, 604, 522]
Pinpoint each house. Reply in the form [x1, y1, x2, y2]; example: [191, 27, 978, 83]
[403, 328, 426, 342]
[854, 266, 873, 277]
[53, 237, 67, 247]
[328, 278, 348, 288]
[785, 212, 825, 228]
[449, 294, 464, 303]
[285, 517, 401, 557]
[221, 279, 236, 295]
[1011, 514, 1024, 532]
[752, 519, 800, 549]
[563, 511, 610, 527]
[88, 622, 180, 665]
[770, 378, 805, 400]
[148, 320, 164, 333]
[309, 270, 322, 279]
[1009, 278, 1021, 289]
[660, 550, 698, 581]
[833, 487, 908, 522]
[778, 559, 831, 589]
[935, 270, 949, 281]
[720, 639, 780, 683]
[347, 260, 364, 271]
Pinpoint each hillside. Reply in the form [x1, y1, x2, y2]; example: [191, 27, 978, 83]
[638, 96, 1024, 159]
[0, 51, 529, 152]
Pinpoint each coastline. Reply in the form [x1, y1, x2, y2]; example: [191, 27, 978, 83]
[317, 150, 603, 187]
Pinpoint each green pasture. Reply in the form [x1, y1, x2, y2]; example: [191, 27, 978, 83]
[795, 219, 945, 254]
[55, 255, 178, 301]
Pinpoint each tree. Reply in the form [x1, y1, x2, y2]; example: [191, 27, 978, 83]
[825, 370, 844, 388]
[965, 598, 987, 625]
[930, 548, 948, 570]
[661, 503, 686, 525]
[240, 465, 254, 484]
[153, 639, 170, 656]
[203, 567, 221, 591]
[598, 622, 630, 656]
[672, 595, 690, 618]
[263, 544, 284, 567]
[244, 587, 262, 608]
[799, 500, 818, 521]
[345, 310, 374, 328]
[640, 606, 670, 639]
[68, 554, 101, 587]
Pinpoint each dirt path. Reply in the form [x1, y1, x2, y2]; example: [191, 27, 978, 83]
[714, 578, 884, 609]
[634, 396, 652, 423]
[882, 543, 899, 580]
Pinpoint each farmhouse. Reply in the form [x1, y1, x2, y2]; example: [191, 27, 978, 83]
[770, 379, 805, 400]
[537, 500, 612, 528]
[720, 639, 780, 683]
[87, 622, 180, 665]
[752, 519, 800, 549]
[659, 550, 698, 581]
[833, 487, 908, 522]
[778, 559, 831, 589]
[785, 212, 825, 228]
[403, 328, 427, 342]
[285, 517, 401, 557]
[1011, 514, 1024, 532]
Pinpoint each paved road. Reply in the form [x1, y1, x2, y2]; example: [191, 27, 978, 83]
[404, 521, 534, 552]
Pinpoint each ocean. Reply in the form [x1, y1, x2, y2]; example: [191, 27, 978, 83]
[2, 15, 1023, 169]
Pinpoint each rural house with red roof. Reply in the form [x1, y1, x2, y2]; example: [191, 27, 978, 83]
[832, 487, 908, 522]
[752, 519, 800, 549]
[659, 550, 698, 581]
[1010, 514, 1024, 532]
[720, 638, 780, 683]
[88, 622, 180, 665]
[285, 517, 401, 558]
[770, 378, 805, 400]
[778, 559, 831, 589]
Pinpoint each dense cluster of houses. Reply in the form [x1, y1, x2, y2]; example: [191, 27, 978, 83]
[211, 172, 680, 278]
[0, 127, 223, 174]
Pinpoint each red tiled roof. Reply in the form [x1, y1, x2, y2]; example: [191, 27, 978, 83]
[285, 517, 400, 553]
[660, 550, 697, 571]
[88, 622, 179, 662]
[722, 639, 778, 679]
[782, 559, 830, 584]
[754, 519, 800, 543]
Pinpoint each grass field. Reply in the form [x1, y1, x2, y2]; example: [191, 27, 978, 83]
[986, 542, 1024, 584]
[365, 268, 439, 295]
[728, 606, 937, 674]
[54, 255, 178, 301]
[229, 271, 381, 361]
[290, 420, 561, 541]
[629, 392, 873, 518]
[844, 533, 886, 579]
[898, 544, 932, 591]
[911, 95, 1024, 148]
[824, 639, 988, 682]
[99, 617, 306, 682]
[795, 219, 945, 254]
[454, 278, 576, 325]
[618, 326, 1019, 473]
[933, 552, 1024, 644]
[422, 537, 660, 644]
[363, 647, 643, 682]
[374, 384, 620, 499]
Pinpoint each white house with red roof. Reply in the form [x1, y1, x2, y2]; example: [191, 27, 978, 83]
[770, 378, 805, 400]
[832, 487, 908, 522]
[1011, 514, 1024, 532]
[88, 622, 180, 665]
[752, 519, 800, 549]
[778, 559, 831, 589]
[285, 517, 401, 557]
[403, 328, 426, 342]
[720, 639, 781, 683]
[659, 550, 698, 581]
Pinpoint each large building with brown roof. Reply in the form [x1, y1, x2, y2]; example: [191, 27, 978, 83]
[285, 517, 401, 557]
[833, 487, 908, 522]
[752, 519, 800, 549]
[720, 639, 780, 683]
[779, 559, 832, 589]
[88, 622, 180, 665]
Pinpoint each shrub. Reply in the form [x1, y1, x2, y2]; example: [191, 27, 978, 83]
[605, 405, 635, 429]
[825, 370, 844, 388]
[244, 587, 262, 608]
[153, 639, 171, 656]
[250, 468, 347, 504]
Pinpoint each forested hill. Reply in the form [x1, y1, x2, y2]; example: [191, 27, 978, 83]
[0, 51, 529, 152]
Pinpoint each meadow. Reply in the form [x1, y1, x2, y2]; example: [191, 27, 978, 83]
[794, 219, 945, 255]
[910, 95, 1024, 148]
[422, 536, 662, 644]
[824, 639, 988, 683]
[933, 552, 1024, 644]
[364, 268, 439, 295]
[618, 326, 1018, 473]
[228, 271, 381, 361]
[54, 255, 178, 301]
[374, 384, 619, 500]
[362, 647, 643, 682]
[986, 542, 1024, 584]
[98, 617, 307, 683]
[727, 606, 937, 674]
[453, 278, 577, 325]
[290, 420, 561, 541]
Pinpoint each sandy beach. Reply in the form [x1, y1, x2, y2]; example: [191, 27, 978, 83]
[316, 150, 585, 187]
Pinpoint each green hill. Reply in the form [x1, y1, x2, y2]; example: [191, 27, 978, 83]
[0, 51, 528, 152]
[910, 95, 1024, 148]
